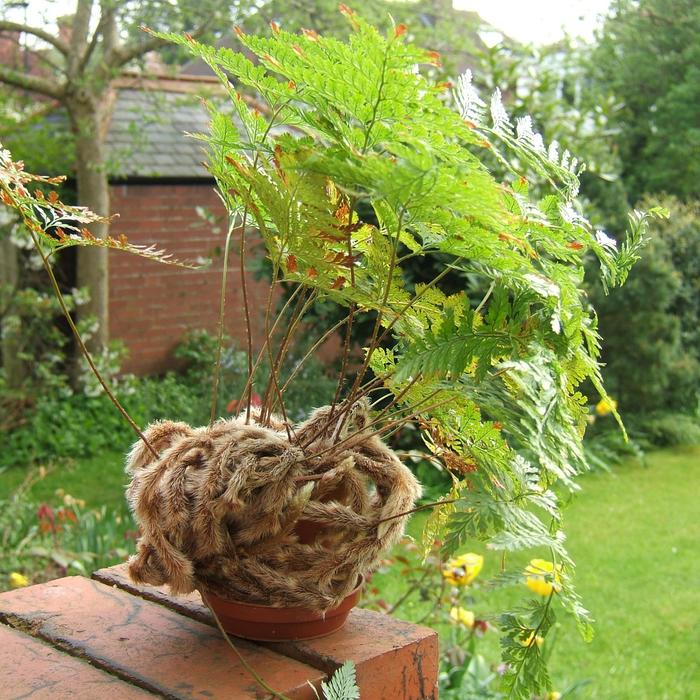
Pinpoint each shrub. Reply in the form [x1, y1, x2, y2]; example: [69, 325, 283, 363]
[631, 412, 700, 448]
[1, 329, 336, 468]
[593, 197, 700, 419]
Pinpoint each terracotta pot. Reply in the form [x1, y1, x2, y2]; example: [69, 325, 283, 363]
[294, 483, 346, 545]
[202, 576, 364, 641]
[293, 518, 328, 545]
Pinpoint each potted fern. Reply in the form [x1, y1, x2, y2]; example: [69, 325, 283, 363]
[0, 7, 661, 696]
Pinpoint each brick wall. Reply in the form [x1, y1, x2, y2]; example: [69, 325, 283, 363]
[109, 182, 274, 375]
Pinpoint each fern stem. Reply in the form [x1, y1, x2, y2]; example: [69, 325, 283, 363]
[329, 301, 355, 414]
[210, 212, 241, 425]
[374, 498, 459, 526]
[239, 215, 254, 423]
[328, 196, 359, 419]
[474, 280, 495, 315]
[200, 591, 292, 700]
[374, 256, 465, 349]
[361, 39, 392, 153]
[259, 249, 285, 425]
[212, 100, 291, 425]
[369, 374, 423, 421]
[371, 395, 456, 441]
[264, 289, 318, 420]
[276, 314, 349, 399]
[300, 394, 455, 466]
[29, 229, 157, 458]
[235, 284, 303, 415]
[337, 209, 405, 434]
[329, 39, 397, 434]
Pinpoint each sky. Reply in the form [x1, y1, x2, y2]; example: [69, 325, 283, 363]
[453, 0, 612, 45]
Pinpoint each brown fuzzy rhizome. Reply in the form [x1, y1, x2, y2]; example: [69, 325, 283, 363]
[125, 400, 421, 611]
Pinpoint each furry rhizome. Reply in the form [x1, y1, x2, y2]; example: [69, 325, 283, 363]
[125, 401, 421, 611]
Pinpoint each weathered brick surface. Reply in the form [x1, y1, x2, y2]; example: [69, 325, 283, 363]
[0, 576, 324, 699]
[0, 625, 155, 699]
[109, 182, 275, 376]
[93, 563, 210, 625]
[270, 608, 439, 700]
[94, 563, 439, 700]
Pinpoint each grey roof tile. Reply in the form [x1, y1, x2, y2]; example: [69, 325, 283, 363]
[106, 87, 218, 179]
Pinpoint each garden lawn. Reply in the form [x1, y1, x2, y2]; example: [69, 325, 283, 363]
[0, 450, 127, 512]
[372, 446, 700, 700]
[545, 446, 700, 699]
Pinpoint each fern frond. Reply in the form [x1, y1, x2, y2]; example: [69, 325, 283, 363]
[320, 661, 360, 700]
[0, 144, 200, 269]
[454, 69, 486, 125]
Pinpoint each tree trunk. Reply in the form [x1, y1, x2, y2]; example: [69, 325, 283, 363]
[69, 98, 110, 351]
[0, 231, 23, 388]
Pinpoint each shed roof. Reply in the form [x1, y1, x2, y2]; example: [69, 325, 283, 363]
[106, 74, 223, 180]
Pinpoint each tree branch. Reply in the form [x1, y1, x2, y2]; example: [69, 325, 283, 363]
[0, 21, 70, 56]
[0, 64, 65, 99]
[67, 0, 93, 77]
[108, 33, 168, 69]
[76, 3, 113, 75]
[31, 47, 68, 77]
[108, 16, 214, 71]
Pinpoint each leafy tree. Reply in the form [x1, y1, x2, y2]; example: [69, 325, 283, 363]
[0, 0, 239, 349]
[591, 0, 700, 201]
[593, 196, 700, 415]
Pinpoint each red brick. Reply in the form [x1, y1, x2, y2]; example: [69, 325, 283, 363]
[108, 182, 284, 376]
[0, 576, 324, 699]
[94, 564, 211, 625]
[0, 625, 154, 699]
[277, 608, 440, 700]
[94, 564, 439, 700]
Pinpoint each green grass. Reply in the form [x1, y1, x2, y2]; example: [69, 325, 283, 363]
[547, 446, 700, 699]
[371, 446, 700, 699]
[2, 446, 698, 698]
[0, 450, 128, 511]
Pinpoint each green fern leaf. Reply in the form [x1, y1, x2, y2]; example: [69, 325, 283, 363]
[321, 661, 360, 700]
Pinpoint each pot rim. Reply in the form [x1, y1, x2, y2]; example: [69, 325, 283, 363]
[201, 574, 364, 619]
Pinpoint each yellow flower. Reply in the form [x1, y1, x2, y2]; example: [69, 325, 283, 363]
[449, 606, 475, 628]
[9, 572, 29, 589]
[524, 559, 562, 597]
[520, 630, 544, 648]
[595, 396, 618, 416]
[546, 693, 562, 700]
[442, 552, 484, 586]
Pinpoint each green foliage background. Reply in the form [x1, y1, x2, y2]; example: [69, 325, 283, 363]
[591, 0, 700, 201]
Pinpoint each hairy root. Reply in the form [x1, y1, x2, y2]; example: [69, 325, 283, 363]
[125, 400, 421, 611]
